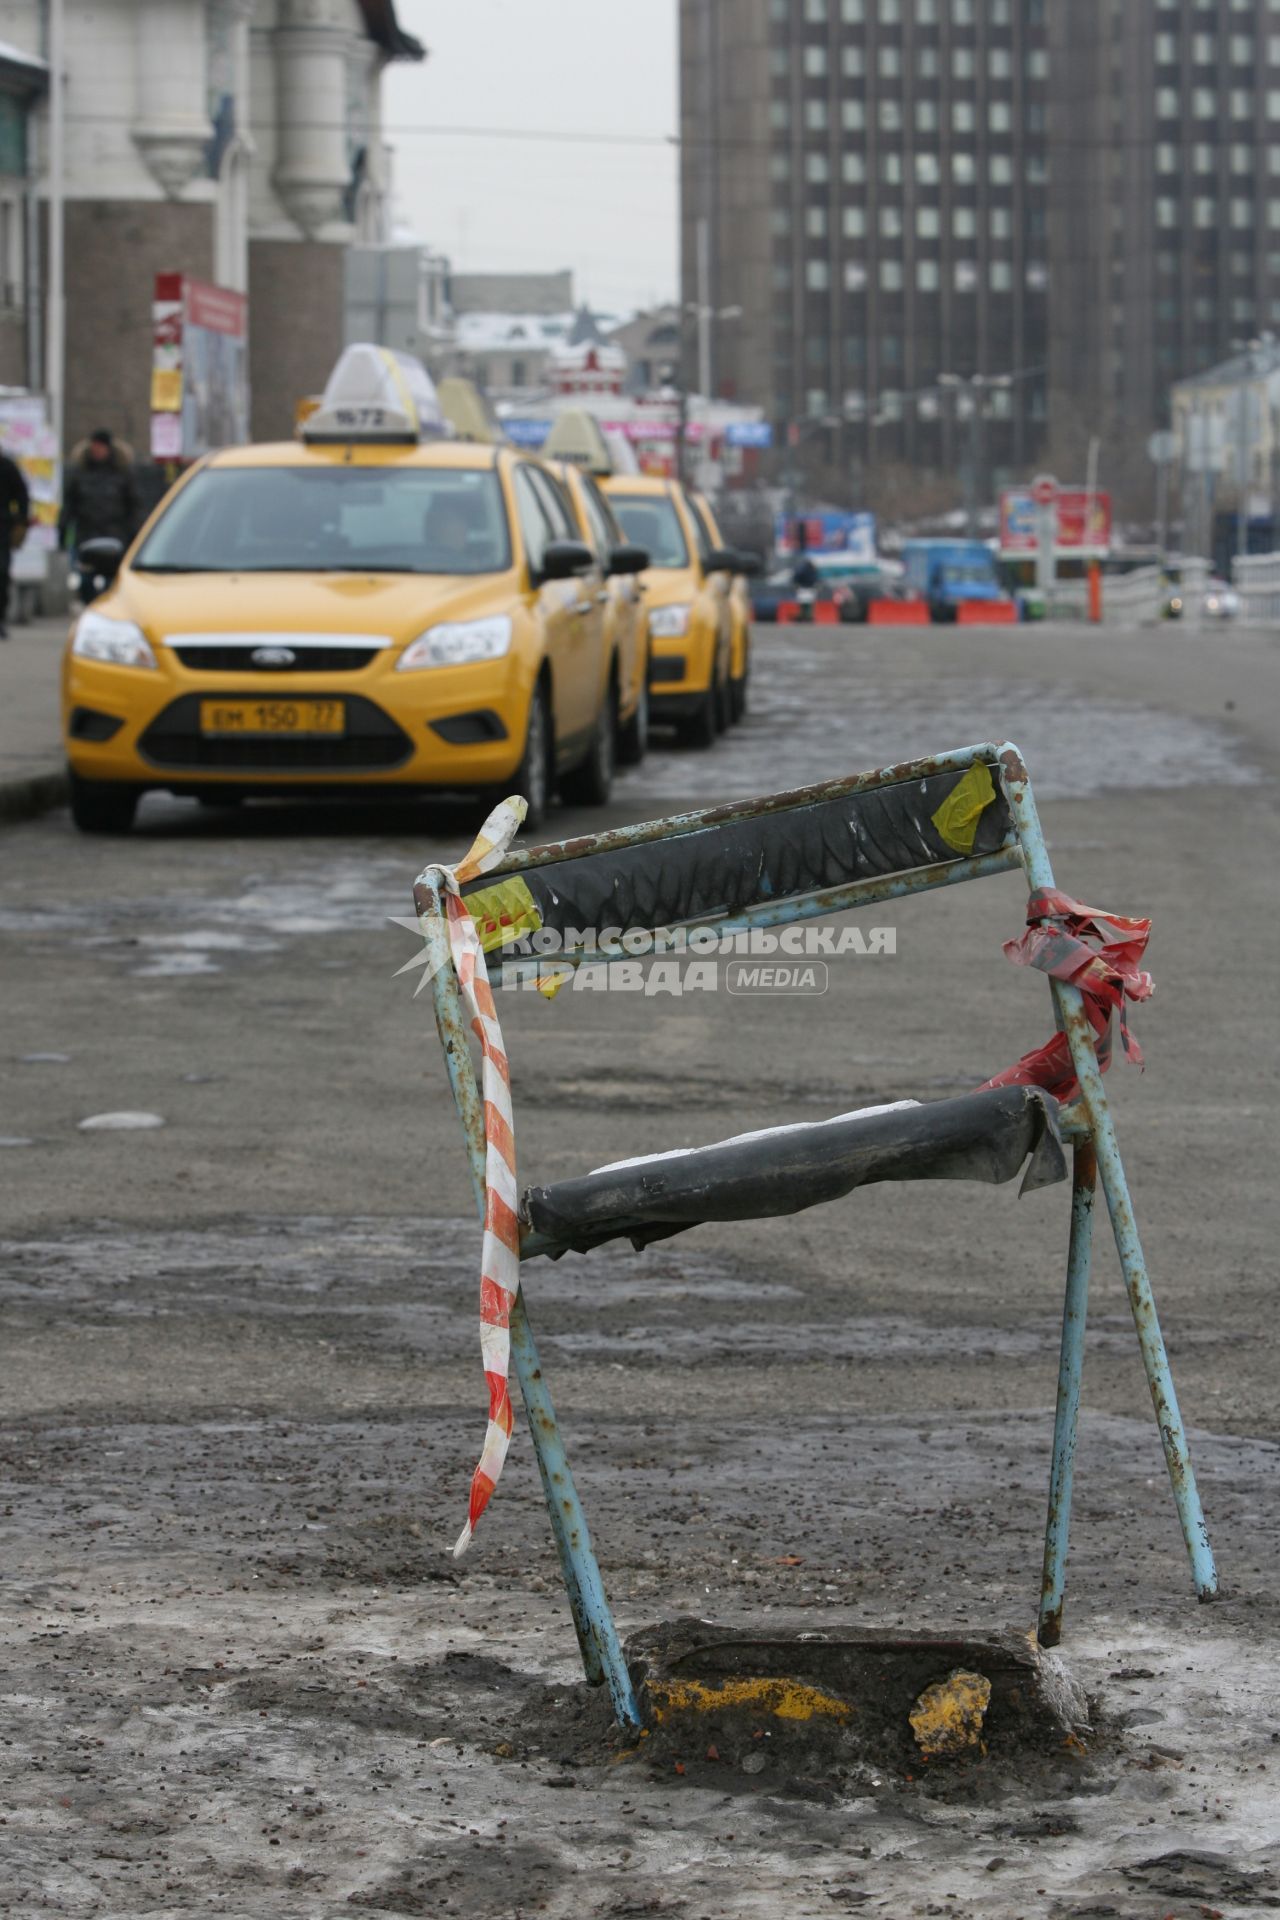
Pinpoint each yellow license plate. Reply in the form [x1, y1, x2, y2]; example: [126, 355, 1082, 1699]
[199, 699, 345, 736]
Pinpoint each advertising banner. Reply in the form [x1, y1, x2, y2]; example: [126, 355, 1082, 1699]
[0, 393, 60, 584]
[775, 510, 877, 562]
[999, 487, 1112, 558]
[151, 273, 249, 461]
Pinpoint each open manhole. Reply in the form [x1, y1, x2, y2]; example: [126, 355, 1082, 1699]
[626, 1619, 1091, 1790]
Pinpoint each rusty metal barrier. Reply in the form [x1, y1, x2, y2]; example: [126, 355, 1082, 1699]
[411, 743, 1218, 1735]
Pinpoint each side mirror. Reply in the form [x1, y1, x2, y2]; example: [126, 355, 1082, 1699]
[77, 536, 125, 583]
[536, 539, 594, 584]
[607, 542, 649, 576]
[733, 548, 763, 578]
[702, 546, 740, 575]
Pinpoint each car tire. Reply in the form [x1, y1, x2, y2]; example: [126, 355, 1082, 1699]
[616, 658, 649, 767]
[729, 672, 748, 723]
[513, 677, 553, 830]
[561, 670, 617, 808]
[68, 770, 140, 835]
[677, 678, 719, 750]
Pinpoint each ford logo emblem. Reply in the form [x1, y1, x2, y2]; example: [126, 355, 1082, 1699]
[251, 645, 297, 668]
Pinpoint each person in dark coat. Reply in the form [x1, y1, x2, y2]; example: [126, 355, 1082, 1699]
[58, 429, 141, 553]
[0, 447, 31, 638]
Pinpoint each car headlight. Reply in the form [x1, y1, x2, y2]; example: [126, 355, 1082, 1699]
[71, 610, 157, 669]
[649, 603, 690, 639]
[397, 615, 512, 670]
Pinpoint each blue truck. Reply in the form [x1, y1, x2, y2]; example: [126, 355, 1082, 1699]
[902, 538, 1011, 623]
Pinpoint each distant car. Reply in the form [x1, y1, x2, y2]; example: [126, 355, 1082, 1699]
[1202, 578, 1240, 620]
[751, 567, 796, 623]
[901, 538, 1013, 623]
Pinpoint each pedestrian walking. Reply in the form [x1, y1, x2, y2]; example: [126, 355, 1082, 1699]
[58, 429, 141, 556]
[0, 443, 30, 639]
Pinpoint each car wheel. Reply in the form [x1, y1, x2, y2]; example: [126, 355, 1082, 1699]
[561, 671, 617, 807]
[513, 678, 552, 830]
[730, 673, 747, 723]
[68, 770, 139, 835]
[714, 667, 732, 734]
[677, 678, 719, 750]
[616, 656, 649, 766]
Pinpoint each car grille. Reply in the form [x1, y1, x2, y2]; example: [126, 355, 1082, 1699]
[169, 643, 384, 672]
[138, 693, 413, 772]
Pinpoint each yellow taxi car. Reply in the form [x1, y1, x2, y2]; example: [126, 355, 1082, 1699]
[689, 489, 757, 723]
[541, 415, 651, 765]
[601, 474, 750, 748]
[61, 347, 623, 833]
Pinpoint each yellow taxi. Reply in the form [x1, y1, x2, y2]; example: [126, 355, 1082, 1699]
[689, 489, 757, 723]
[541, 413, 651, 764]
[600, 473, 749, 747]
[61, 347, 622, 833]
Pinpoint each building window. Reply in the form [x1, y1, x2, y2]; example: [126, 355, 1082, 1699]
[806, 388, 829, 414]
[989, 101, 1012, 133]
[879, 0, 901, 18]
[842, 46, 865, 76]
[844, 261, 867, 289]
[879, 99, 902, 130]
[770, 154, 791, 181]
[953, 100, 975, 132]
[1155, 88, 1180, 118]
[841, 0, 864, 18]
[1269, 89, 1280, 117]
[953, 49, 974, 79]
[917, 258, 940, 291]
[805, 0, 827, 18]
[843, 151, 866, 182]
[843, 101, 866, 130]
[989, 47, 1011, 79]
[882, 152, 903, 182]
[1193, 196, 1216, 227]
[773, 264, 791, 289]
[807, 207, 828, 237]
[915, 0, 937, 18]
[990, 260, 1013, 291]
[1231, 33, 1252, 63]
[1155, 31, 1177, 63]
[806, 152, 830, 182]
[771, 208, 789, 236]
[1192, 33, 1214, 63]
[879, 46, 901, 77]
[805, 100, 829, 131]
[953, 206, 976, 237]
[917, 205, 940, 237]
[881, 335, 902, 366]
[918, 47, 939, 78]
[1027, 48, 1048, 80]
[990, 206, 1012, 238]
[804, 46, 828, 77]
[1157, 143, 1178, 173]
[880, 205, 902, 236]
[842, 205, 866, 236]
[1231, 88, 1252, 118]
[1193, 88, 1216, 117]
[880, 259, 903, 290]
[916, 151, 940, 183]
[953, 152, 975, 185]
[916, 99, 937, 131]
[1156, 197, 1178, 228]
[1231, 197, 1254, 227]
[955, 260, 978, 292]
[806, 259, 830, 290]
[770, 101, 791, 130]
[990, 153, 1013, 183]
[1232, 142, 1252, 172]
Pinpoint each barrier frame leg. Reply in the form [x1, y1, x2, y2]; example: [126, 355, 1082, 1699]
[999, 750, 1219, 1610]
[417, 875, 642, 1734]
[1038, 1140, 1096, 1646]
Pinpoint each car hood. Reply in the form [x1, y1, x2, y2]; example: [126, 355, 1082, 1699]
[105, 569, 521, 647]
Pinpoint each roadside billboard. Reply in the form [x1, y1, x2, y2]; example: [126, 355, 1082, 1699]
[151, 273, 249, 461]
[0, 392, 59, 585]
[775, 510, 876, 562]
[999, 487, 1112, 558]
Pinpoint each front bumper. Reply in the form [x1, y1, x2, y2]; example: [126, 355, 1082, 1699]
[63, 651, 533, 791]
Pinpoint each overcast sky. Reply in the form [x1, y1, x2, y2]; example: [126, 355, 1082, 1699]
[383, 1, 680, 316]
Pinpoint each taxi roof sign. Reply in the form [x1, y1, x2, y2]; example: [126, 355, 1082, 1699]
[543, 409, 614, 476]
[303, 343, 447, 444]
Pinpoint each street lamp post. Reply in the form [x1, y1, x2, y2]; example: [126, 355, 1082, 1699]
[686, 217, 742, 403]
[938, 371, 1014, 536]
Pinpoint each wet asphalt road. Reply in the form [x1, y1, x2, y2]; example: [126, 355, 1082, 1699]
[2, 617, 1280, 1918]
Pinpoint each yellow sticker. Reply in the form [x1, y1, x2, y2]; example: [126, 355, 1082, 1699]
[931, 761, 997, 855]
[463, 873, 542, 953]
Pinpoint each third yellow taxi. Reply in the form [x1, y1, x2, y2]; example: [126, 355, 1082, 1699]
[61, 347, 638, 832]
[601, 471, 758, 747]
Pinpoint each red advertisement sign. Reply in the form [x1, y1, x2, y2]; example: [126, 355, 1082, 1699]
[1000, 488, 1112, 557]
[151, 273, 249, 460]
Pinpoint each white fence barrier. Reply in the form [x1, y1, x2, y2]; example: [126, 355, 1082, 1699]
[1233, 553, 1280, 623]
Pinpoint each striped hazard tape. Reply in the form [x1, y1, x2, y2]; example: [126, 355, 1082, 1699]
[426, 794, 529, 1558]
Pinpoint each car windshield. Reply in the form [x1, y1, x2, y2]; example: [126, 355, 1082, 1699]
[133, 466, 512, 575]
[608, 494, 689, 569]
[941, 563, 992, 586]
